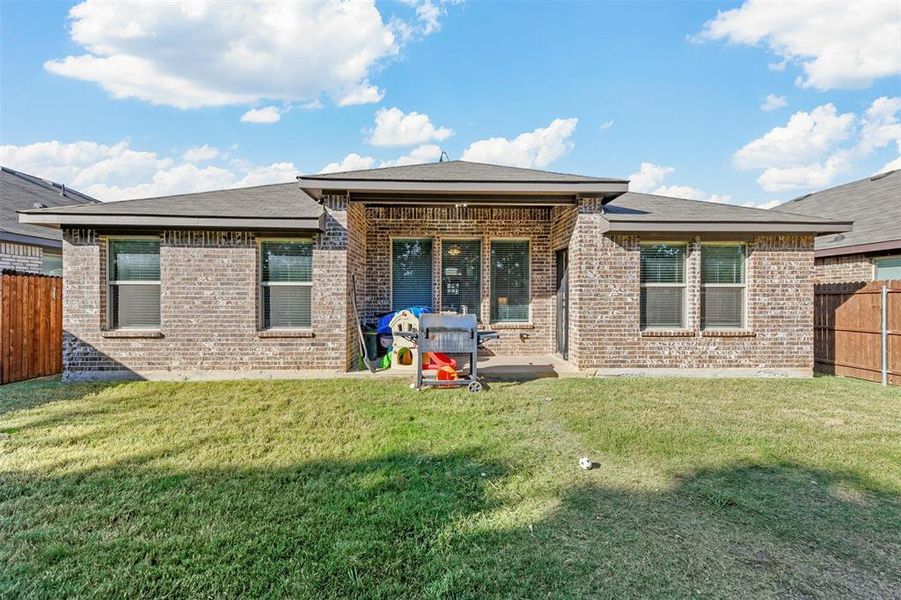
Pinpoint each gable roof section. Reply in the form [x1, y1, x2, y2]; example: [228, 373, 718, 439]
[18, 182, 325, 231]
[602, 192, 851, 234]
[1, 166, 99, 246]
[299, 160, 629, 199]
[772, 170, 901, 256]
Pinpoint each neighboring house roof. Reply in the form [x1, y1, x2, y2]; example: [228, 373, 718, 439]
[19, 182, 325, 231]
[299, 160, 629, 199]
[772, 170, 901, 257]
[603, 192, 851, 234]
[1, 166, 99, 247]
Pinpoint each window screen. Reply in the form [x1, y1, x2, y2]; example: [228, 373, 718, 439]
[701, 245, 745, 329]
[392, 239, 433, 310]
[640, 244, 685, 329]
[441, 240, 481, 316]
[108, 239, 160, 329]
[260, 241, 313, 329]
[491, 240, 530, 322]
[875, 257, 901, 280]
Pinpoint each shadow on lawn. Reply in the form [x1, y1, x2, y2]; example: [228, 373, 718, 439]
[2, 454, 899, 598]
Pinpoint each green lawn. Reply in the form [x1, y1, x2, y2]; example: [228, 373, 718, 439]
[1, 375, 899, 599]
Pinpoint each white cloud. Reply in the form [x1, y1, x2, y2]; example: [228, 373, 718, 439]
[367, 107, 453, 147]
[760, 94, 787, 111]
[733, 104, 855, 170]
[461, 118, 578, 168]
[628, 162, 674, 193]
[318, 153, 376, 174]
[379, 144, 442, 167]
[743, 199, 783, 210]
[336, 81, 385, 107]
[876, 155, 901, 175]
[0, 139, 299, 201]
[44, 0, 455, 110]
[241, 106, 281, 124]
[697, 1, 901, 90]
[181, 145, 220, 162]
[735, 97, 901, 192]
[628, 162, 729, 203]
[599, 120, 614, 131]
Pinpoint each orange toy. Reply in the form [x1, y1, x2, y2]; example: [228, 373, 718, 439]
[436, 365, 458, 381]
[423, 352, 458, 371]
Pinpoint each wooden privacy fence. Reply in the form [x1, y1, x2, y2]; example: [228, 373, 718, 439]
[814, 280, 900, 385]
[0, 271, 63, 384]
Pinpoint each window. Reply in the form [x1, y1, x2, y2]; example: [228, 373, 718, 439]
[874, 257, 901, 280]
[441, 240, 481, 316]
[108, 238, 160, 329]
[392, 239, 433, 310]
[640, 244, 686, 329]
[491, 240, 530, 322]
[42, 249, 62, 276]
[260, 240, 313, 329]
[701, 244, 746, 329]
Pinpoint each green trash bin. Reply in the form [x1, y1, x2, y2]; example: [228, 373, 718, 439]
[363, 329, 379, 361]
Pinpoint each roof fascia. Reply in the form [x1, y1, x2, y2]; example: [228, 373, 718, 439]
[18, 213, 325, 231]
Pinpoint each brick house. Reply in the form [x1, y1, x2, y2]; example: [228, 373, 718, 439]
[774, 169, 900, 284]
[1, 166, 98, 274]
[19, 161, 850, 381]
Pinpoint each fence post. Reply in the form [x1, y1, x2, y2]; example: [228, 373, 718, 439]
[883, 284, 888, 386]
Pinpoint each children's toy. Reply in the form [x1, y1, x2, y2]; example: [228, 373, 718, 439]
[389, 310, 420, 370]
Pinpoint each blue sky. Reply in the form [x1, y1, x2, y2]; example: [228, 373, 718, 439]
[1, 1, 899, 206]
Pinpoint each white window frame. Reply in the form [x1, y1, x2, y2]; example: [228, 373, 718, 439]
[389, 236, 434, 312]
[639, 241, 687, 330]
[106, 235, 161, 330]
[258, 237, 314, 330]
[489, 237, 532, 324]
[439, 237, 482, 315]
[700, 242, 747, 330]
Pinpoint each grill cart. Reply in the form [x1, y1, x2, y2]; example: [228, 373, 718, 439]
[395, 312, 498, 392]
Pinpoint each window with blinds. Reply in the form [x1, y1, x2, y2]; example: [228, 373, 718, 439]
[260, 240, 313, 329]
[108, 238, 160, 329]
[640, 244, 686, 329]
[441, 240, 481, 317]
[392, 239, 433, 310]
[491, 240, 530, 322]
[701, 244, 746, 329]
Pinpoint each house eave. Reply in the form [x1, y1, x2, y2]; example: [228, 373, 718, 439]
[18, 212, 325, 231]
[0, 230, 63, 248]
[814, 238, 901, 258]
[603, 220, 853, 234]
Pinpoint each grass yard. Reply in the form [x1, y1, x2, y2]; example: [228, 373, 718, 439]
[1, 375, 899, 599]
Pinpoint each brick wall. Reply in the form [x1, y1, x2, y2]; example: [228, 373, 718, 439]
[61, 205, 353, 380]
[568, 203, 815, 373]
[815, 254, 873, 283]
[362, 204, 555, 355]
[0, 242, 43, 273]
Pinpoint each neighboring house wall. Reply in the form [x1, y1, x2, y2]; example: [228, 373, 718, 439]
[60, 201, 353, 381]
[815, 251, 901, 283]
[815, 255, 873, 283]
[0, 241, 43, 273]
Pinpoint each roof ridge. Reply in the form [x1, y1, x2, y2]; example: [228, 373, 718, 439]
[619, 191, 846, 219]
